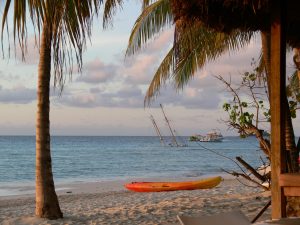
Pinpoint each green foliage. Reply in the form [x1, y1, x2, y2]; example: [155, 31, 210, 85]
[221, 66, 270, 135]
[222, 64, 299, 135]
[289, 100, 297, 118]
[287, 71, 300, 114]
[189, 136, 199, 141]
[223, 103, 231, 111]
[263, 110, 271, 122]
[225, 101, 255, 127]
[241, 102, 248, 107]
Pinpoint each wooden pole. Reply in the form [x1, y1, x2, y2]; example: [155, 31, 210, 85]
[270, 0, 287, 219]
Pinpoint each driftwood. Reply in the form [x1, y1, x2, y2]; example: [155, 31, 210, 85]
[236, 156, 266, 182]
[196, 141, 271, 190]
[251, 200, 271, 223]
[223, 169, 269, 191]
[221, 156, 270, 191]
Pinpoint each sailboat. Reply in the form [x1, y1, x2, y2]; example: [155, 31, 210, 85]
[159, 104, 188, 147]
[150, 115, 165, 146]
[159, 104, 180, 147]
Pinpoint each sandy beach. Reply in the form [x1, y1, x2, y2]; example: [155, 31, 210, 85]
[0, 177, 271, 225]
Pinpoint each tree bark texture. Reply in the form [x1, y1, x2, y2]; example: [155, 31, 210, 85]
[285, 47, 300, 217]
[35, 23, 63, 219]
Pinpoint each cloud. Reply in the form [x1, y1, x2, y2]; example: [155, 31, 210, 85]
[73, 28, 174, 87]
[0, 85, 36, 104]
[153, 78, 223, 110]
[59, 37, 258, 110]
[123, 54, 157, 84]
[77, 58, 118, 83]
[41, 29, 262, 111]
[0, 72, 21, 81]
[55, 84, 144, 108]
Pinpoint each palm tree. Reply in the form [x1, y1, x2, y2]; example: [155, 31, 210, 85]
[103, 0, 254, 104]
[1, 0, 101, 219]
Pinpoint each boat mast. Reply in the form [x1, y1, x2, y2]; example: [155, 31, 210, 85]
[160, 104, 179, 147]
[150, 115, 165, 146]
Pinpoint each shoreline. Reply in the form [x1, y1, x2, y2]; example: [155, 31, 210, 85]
[0, 173, 231, 198]
[0, 176, 272, 224]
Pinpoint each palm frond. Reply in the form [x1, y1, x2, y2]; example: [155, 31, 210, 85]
[50, 0, 101, 89]
[144, 45, 175, 105]
[142, 0, 155, 9]
[126, 0, 172, 56]
[102, 0, 123, 28]
[1, 0, 44, 59]
[173, 25, 253, 89]
[144, 22, 254, 104]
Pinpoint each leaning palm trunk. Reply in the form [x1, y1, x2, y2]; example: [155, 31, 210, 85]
[285, 95, 300, 216]
[35, 23, 63, 219]
[284, 97, 299, 173]
[285, 47, 300, 217]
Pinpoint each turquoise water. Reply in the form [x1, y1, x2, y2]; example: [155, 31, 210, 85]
[0, 136, 266, 186]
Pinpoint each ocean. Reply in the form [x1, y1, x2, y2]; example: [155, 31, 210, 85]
[0, 136, 266, 196]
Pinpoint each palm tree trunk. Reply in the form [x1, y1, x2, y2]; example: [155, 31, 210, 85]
[285, 94, 300, 216]
[283, 97, 299, 173]
[35, 23, 63, 219]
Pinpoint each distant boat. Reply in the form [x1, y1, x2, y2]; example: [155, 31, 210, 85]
[150, 104, 188, 147]
[189, 129, 224, 142]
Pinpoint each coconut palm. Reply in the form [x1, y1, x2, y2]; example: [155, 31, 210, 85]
[104, 0, 254, 104]
[1, 0, 101, 219]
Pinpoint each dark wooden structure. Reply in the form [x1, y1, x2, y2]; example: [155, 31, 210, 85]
[270, 0, 287, 218]
[169, 0, 300, 220]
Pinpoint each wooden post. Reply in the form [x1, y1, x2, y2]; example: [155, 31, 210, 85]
[270, 0, 287, 219]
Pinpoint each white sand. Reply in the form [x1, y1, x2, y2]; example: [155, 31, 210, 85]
[0, 177, 271, 225]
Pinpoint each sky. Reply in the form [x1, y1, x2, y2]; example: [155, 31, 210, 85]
[0, 2, 299, 136]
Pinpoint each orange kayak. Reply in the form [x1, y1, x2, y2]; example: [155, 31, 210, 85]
[125, 176, 222, 192]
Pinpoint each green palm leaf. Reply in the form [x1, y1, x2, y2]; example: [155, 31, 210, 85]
[1, 0, 102, 90]
[103, 0, 123, 28]
[103, 0, 157, 28]
[126, 0, 172, 56]
[144, 45, 175, 105]
[144, 22, 254, 105]
[174, 27, 254, 89]
[125, 0, 254, 105]
[1, 0, 44, 58]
